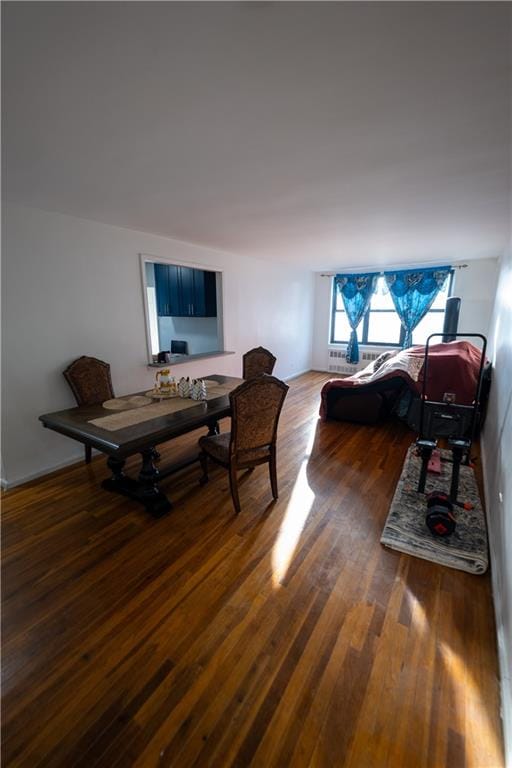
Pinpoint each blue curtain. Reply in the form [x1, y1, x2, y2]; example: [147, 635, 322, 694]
[384, 266, 452, 348]
[335, 273, 378, 363]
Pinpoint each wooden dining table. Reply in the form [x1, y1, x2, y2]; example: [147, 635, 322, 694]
[39, 374, 242, 517]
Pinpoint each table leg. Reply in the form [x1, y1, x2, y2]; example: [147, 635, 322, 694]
[207, 420, 220, 436]
[137, 449, 172, 517]
[106, 455, 126, 482]
[102, 450, 172, 518]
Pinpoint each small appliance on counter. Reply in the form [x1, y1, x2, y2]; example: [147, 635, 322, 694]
[171, 340, 188, 356]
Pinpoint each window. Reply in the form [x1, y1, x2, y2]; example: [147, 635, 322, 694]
[330, 273, 453, 346]
[141, 256, 224, 363]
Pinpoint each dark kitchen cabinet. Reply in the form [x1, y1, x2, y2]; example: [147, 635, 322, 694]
[155, 263, 181, 316]
[179, 267, 195, 317]
[204, 271, 217, 316]
[154, 264, 217, 317]
[189, 268, 205, 317]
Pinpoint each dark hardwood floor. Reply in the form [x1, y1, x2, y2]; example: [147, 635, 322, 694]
[1, 372, 504, 767]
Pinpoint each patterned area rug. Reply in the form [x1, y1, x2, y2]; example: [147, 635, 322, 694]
[381, 445, 488, 574]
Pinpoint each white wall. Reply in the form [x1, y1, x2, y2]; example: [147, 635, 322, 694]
[482, 249, 512, 765]
[452, 258, 499, 339]
[1, 204, 314, 487]
[311, 258, 499, 372]
[311, 272, 334, 371]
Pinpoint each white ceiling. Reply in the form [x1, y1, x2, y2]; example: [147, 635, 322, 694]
[3, 2, 511, 270]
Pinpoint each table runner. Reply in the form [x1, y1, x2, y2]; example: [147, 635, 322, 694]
[88, 381, 236, 432]
[102, 395, 153, 411]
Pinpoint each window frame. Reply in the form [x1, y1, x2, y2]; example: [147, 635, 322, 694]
[140, 253, 224, 364]
[330, 271, 454, 347]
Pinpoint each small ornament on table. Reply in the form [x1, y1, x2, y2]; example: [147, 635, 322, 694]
[190, 379, 207, 401]
[190, 379, 200, 400]
[178, 377, 191, 398]
[155, 368, 176, 397]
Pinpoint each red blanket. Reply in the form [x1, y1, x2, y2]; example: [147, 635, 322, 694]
[320, 341, 484, 419]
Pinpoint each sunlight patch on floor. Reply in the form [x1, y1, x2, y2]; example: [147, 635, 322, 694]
[406, 587, 428, 634]
[440, 641, 503, 767]
[271, 417, 318, 588]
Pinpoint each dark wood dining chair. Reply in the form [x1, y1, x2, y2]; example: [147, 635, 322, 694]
[198, 374, 289, 513]
[63, 356, 114, 464]
[242, 346, 277, 379]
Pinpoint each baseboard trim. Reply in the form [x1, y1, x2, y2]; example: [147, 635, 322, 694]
[480, 439, 512, 767]
[1, 452, 96, 490]
[283, 368, 312, 382]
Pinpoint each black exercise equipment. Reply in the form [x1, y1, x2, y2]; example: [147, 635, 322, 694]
[418, 333, 487, 464]
[425, 491, 456, 537]
[417, 441, 467, 537]
[442, 296, 461, 342]
[415, 333, 487, 537]
[416, 439, 437, 494]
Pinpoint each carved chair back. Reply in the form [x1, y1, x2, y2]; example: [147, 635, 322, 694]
[242, 346, 277, 380]
[63, 356, 114, 407]
[229, 375, 288, 459]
